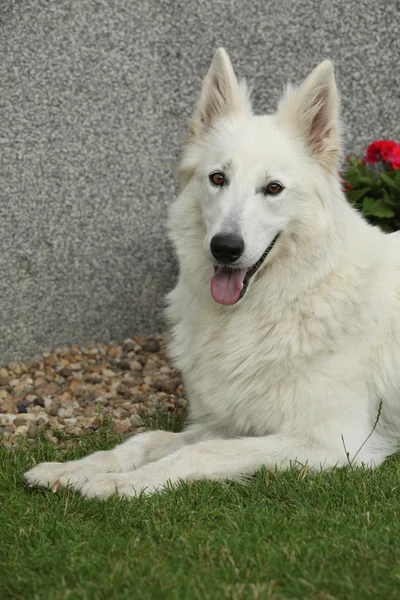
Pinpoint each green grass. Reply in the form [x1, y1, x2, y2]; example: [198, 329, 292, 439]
[1, 422, 400, 600]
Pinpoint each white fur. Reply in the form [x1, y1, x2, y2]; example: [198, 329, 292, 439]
[25, 49, 400, 499]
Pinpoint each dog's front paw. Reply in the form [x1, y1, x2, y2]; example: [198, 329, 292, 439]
[25, 462, 68, 490]
[80, 472, 161, 499]
[25, 461, 96, 492]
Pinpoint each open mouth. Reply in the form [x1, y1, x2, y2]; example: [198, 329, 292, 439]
[210, 233, 280, 305]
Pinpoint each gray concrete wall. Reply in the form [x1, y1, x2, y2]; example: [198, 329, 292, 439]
[1, 0, 399, 362]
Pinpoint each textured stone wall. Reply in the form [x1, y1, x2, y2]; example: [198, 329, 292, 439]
[1, 0, 399, 361]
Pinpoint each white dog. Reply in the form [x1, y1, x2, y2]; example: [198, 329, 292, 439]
[26, 49, 400, 498]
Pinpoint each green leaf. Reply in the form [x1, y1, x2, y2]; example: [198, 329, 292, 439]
[378, 223, 394, 233]
[382, 190, 397, 206]
[344, 172, 363, 188]
[362, 197, 395, 218]
[347, 187, 369, 204]
[380, 173, 398, 190]
[358, 175, 377, 186]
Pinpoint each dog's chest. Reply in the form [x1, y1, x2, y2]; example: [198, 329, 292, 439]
[169, 300, 318, 436]
[168, 282, 377, 437]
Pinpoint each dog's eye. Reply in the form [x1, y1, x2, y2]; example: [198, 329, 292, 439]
[209, 172, 225, 187]
[265, 182, 283, 195]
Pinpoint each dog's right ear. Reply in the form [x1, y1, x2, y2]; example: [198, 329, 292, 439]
[188, 48, 251, 138]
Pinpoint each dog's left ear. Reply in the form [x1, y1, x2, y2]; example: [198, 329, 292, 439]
[278, 61, 341, 171]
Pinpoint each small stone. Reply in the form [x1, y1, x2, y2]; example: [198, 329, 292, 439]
[49, 403, 60, 417]
[15, 425, 29, 435]
[115, 409, 130, 420]
[33, 397, 45, 407]
[89, 417, 101, 430]
[153, 378, 168, 391]
[110, 421, 131, 434]
[28, 424, 39, 438]
[131, 361, 143, 371]
[118, 362, 131, 371]
[130, 414, 141, 427]
[0, 368, 10, 385]
[142, 338, 160, 353]
[163, 378, 183, 394]
[59, 367, 72, 377]
[34, 376, 47, 388]
[132, 394, 144, 404]
[23, 413, 39, 422]
[59, 392, 72, 405]
[102, 368, 116, 378]
[17, 401, 29, 413]
[58, 406, 74, 418]
[43, 355, 57, 366]
[69, 378, 83, 390]
[25, 394, 38, 403]
[68, 427, 83, 436]
[85, 373, 103, 383]
[44, 383, 59, 395]
[14, 417, 27, 427]
[0, 414, 16, 424]
[107, 347, 118, 358]
[14, 382, 34, 394]
[123, 339, 136, 351]
[8, 362, 22, 375]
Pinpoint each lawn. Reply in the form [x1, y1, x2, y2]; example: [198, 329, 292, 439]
[1, 420, 400, 600]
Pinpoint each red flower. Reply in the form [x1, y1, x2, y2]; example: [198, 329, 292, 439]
[344, 181, 352, 191]
[388, 144, 400, 170]
[366, 140, 396, 164]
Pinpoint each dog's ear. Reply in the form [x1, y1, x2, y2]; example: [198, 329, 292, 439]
[188, 48, 251, 138]
[278, 61, 341, 171]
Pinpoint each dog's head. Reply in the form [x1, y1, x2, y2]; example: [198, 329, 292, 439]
[178, 49, 342, 305]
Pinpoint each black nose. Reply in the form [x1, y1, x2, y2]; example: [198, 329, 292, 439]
[210, 233, 245, 264]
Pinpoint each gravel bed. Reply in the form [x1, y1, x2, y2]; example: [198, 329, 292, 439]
[0, 334, 187, 446]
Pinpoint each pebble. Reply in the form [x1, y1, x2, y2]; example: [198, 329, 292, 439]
[17, 401, 29, 413]
[15, 425, 29, 435]
[131, 361, 143, 371]
[49, 403, 60, 417]
[28, 424, 39, 438]
[142, 338, 161, 353]
[0, 334, 187, 446]
[118, 362, 131, 371]
[110, 421, 131, 434]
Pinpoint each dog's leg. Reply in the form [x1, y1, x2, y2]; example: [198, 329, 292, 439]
[78, 432, 389, 499]
[24, 425, 215, 491]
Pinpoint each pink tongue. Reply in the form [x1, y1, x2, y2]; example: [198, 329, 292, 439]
[211, 267, 247, 305]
